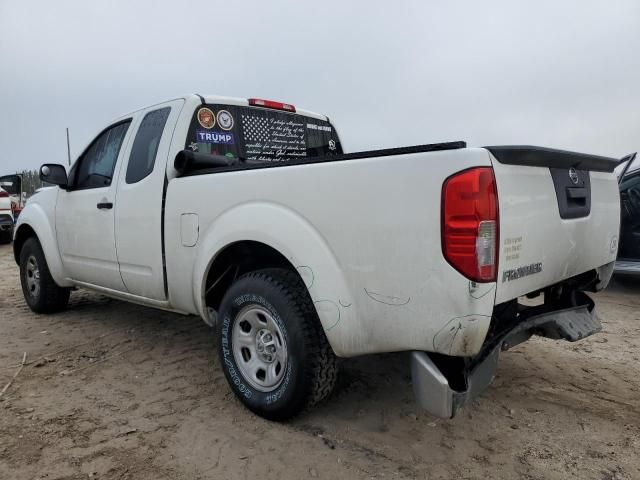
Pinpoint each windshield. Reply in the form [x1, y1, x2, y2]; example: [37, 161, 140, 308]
[184, 104, 342, 163]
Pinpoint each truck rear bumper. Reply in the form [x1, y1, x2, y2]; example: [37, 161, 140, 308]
[411, 292, 601, 418]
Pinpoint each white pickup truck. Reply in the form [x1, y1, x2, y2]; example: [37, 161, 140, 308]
[14, 95, 622, 420]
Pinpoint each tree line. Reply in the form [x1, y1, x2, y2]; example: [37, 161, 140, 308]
[16, 169, 48, 196]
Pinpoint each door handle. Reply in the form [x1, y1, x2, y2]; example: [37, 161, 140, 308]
[97, 202, 113, 210]
[566, 187, 586, 199]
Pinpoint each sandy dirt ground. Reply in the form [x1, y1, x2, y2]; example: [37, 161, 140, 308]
[0, 242, 639, 480]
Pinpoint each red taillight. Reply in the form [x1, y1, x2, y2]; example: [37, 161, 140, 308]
[442, 167, 499, 282]
[248, 98, 296, 113]
[0, 190, 8, 198]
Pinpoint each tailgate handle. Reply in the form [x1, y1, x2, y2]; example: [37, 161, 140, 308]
[566, 187, 586, 200]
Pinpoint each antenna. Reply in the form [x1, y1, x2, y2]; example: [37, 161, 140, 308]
[66, 128, 71, 166]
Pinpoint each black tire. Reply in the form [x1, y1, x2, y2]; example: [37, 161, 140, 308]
[19, 237, 70, 313]
[0, 228, 12, 244]
[217, 268, 337, 421]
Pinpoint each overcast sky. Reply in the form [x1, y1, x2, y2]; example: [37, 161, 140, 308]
[1, 0, 639, 172]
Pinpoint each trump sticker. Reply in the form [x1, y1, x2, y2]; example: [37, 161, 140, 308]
[196, 130, 234, 145]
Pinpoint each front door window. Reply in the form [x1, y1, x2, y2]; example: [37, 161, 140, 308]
[72, 121, 130, 190]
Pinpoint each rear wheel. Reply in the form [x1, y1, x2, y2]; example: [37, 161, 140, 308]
[19, 237, 70, 313]
[217, 268, 337, 420]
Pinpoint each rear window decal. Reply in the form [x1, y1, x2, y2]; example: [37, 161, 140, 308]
[307, 123, 332, 132]
[217, 110, 234, 131]
[197, 108, 216, 129]
[196, 130, 234, 145]
[186, 103, 342, 163]
[242, 116, 307, 161]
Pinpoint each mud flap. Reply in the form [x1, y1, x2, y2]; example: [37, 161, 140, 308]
[411, 294, 602, 418]
[411, 346, 500, 418]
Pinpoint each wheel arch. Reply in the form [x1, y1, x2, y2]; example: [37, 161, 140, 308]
[202, 240, 297, 314]
[13, 206, 71, 287]
[13, 223, 36, 264]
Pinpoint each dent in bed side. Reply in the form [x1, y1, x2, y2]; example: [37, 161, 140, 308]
[13, 189, 72, 287]
[189, 201, 356, 357]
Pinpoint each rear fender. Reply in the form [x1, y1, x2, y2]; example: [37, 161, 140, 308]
[193, 202, 355, 356]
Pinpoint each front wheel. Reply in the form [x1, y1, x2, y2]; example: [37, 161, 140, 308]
[217, 268, 337, 421]
[19, 237, 70, 313]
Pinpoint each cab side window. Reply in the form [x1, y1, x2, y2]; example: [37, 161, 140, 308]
[126, 107, 171, 184]
[74, 121, 131, 190]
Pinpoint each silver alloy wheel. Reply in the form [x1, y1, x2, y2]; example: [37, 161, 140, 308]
[232, 305, 288, 392]
[25, 255, 41, 299]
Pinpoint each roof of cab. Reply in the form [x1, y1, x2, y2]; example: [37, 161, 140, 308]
[198, 94, 328, 121]
[118, 94, 328, 122]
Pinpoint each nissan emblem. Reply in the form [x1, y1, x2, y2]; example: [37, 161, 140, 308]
[568, 167, 579, 185]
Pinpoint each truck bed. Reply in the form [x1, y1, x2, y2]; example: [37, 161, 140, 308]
[164, 144, 620, 359]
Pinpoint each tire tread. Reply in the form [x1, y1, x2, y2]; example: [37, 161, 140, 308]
[20, 237, 70, 313]
[225, 268, 337, 418]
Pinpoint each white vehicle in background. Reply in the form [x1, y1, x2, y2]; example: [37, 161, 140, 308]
[0, 175, 22, 244]
[0, 187, 12, 243]
[13, 95, 623, 420]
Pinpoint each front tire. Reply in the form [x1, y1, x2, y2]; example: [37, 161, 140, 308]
[19, 237, 70, 313]
[217, 268, 337, 421]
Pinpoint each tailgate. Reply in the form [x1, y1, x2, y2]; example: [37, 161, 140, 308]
[486, 146, 621, 304]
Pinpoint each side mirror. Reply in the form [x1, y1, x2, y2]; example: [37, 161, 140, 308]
[40, 164, 68, 187]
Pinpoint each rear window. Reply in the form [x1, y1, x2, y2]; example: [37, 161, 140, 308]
[184, 104, 342, 163]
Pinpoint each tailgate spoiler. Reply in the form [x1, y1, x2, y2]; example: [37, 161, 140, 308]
[485, 145, 620, 173]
